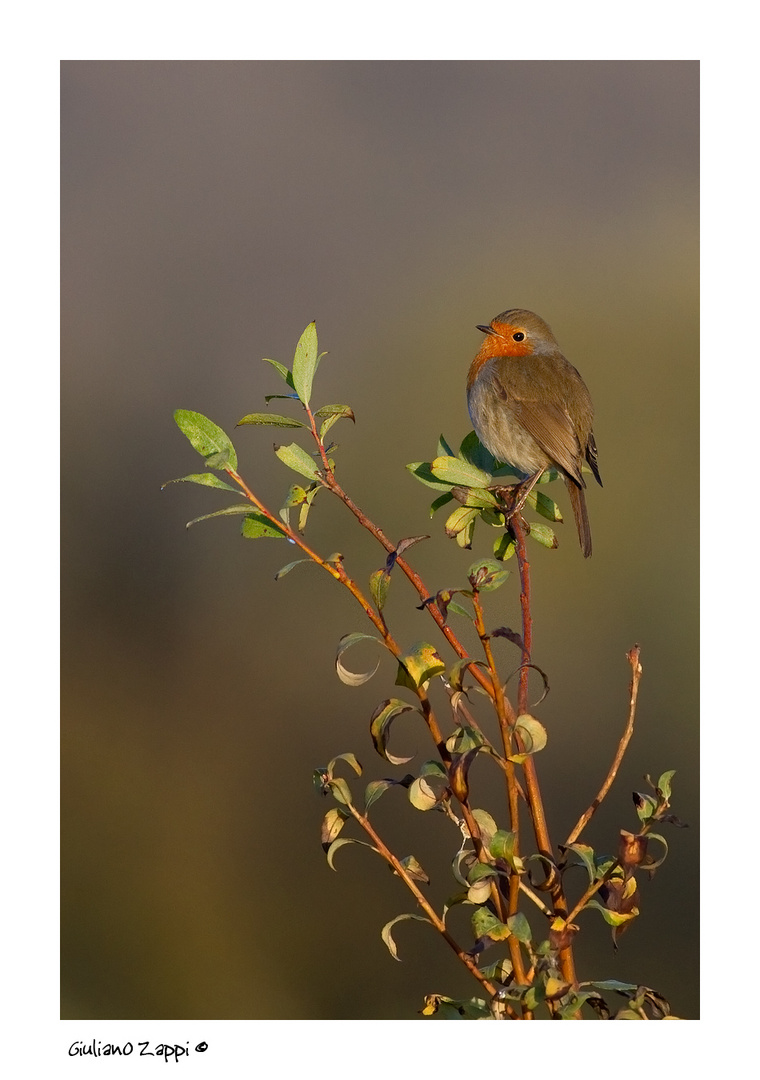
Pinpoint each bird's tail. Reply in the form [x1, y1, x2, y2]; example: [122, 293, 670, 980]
[567, 481, 592, 558]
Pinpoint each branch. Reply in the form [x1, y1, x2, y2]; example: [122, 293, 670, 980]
[565, 645, 643, 847]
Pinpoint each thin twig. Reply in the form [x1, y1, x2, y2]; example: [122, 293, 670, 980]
[346, 803, 510, 1008]
[565, 645, 643, 847]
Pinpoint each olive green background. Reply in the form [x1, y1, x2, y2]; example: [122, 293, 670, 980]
[61, 60, 698, 1020]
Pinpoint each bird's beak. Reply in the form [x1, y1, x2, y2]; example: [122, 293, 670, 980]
[476, 324, 496, 335]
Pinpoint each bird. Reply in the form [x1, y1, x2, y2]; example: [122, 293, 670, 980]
[466, 308, 602, 557]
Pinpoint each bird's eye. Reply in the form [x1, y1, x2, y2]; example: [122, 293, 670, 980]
[512, 331, 525, 342]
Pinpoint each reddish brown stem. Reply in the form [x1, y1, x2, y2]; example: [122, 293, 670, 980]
[565, 646, 643, 846]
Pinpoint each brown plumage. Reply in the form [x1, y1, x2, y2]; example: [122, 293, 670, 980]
[466, 308, 602, 557]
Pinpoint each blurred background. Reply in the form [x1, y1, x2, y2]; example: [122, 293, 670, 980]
[61, 61, 698, 1020]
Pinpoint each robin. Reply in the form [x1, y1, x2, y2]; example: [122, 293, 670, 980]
[466, 308, 602, 557]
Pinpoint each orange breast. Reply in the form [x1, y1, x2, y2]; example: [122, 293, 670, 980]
[467, 321, 532, 390]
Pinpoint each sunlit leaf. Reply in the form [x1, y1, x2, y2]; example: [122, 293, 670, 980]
[395, 641, 445, 690]
[336, 632, 385, 687]
[525, 488, 563, 522]
[274, 559, 314, 579]
[327, 777, 353, 806]
[291, 321, 319, 406]
[241, 512, 289, 539]
[369, 699, 419, 764]
[431, 455, 492, 488]
[237, 412, 306, 429]
[563, 843, 599, 883]
[186, 504, 254, 529]
[321, 807, 348, 848]
[274, 442, 321, 480]
[527, 522, 558, 549]
[364, 778, 411, 814]
[397, 855, 430, 884]
[369, 568, 391, 612]
[493, 533, 516, 561]
[406, 461, 458, 492]
[506, 912, 532, 944]
[315, 403, 355, 440]
[467, 557, 510, 592]
[162, 473, 238, 493]
[444, 505, 479, 538]
[326, 836, 378, 870]
[655, 769, 676, 800]
[471, 907, 510, 942]
[512, 714, 548, 756]
[263, 357, 296, 388]
[174, 409, 238, 472]
[381, 913, 432, 962]
[326, 752, 362, 777]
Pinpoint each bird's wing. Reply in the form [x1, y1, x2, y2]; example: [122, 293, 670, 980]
[501, 387, 585, 487]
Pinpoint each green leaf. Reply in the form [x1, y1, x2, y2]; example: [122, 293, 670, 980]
[297, 486, 320, 533]
[186, 504, 254, 529]
[429, 492, 454, 516]
[274, 442, 321, 480]
[525, 488, 563, 522]
[291, 321, 319, 405]
[642, 832, 669, 870]
[240, 512, 289, 539]
[408, 761, 448, 811]
[527, 522, 558, 549]
[421, 995, 491, 1020]
[314, 403, 355, 440]
[326, 836, 378, 870]
[444, 505, 479, 539]
[589, 979, 639, 994]
[327, 751, 363, 777]
[381, 913, 432, 962]
[446, 724, 486, 755]
[506, 912, 532, 944]
[263, 357, 296, 388]
[586, 901, 639, 928]
[395, 641, 445, 690]
[406, 461, 458, 492]
[467, 557, 510, 592]
[364, 779, 399, 813]
[512, 714, 548, 756]
[467, 864, 496, 904]
[447, 658, 480, 691]
[493, 533, 516, 561]
[471, 907, 510, 942]
[408, 776, 440, 811]
[437, 433, 456, 457]
[369, 699, 419, 764]
[397, 855, 429, 884]
[327, 777, 353, 806]
[489, 830, 525, 873]
[336, 632, 385, 687]
[461, 487, 500, 509]
[369, 568, 391, 612]
[564, 843, 599, 883]
[162, 473, 239, 493]
[237, 412, 307, 428]
[283, 484, 308, 507]
[471, 808, 498, 847]
[633, 792, 658, 823]
[174, 410, 238, 472]
[656, 769, 676, 800]
[274, 559, 314, 579]
[458, 431, 498, 473]
[430, 456, 492, 488]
